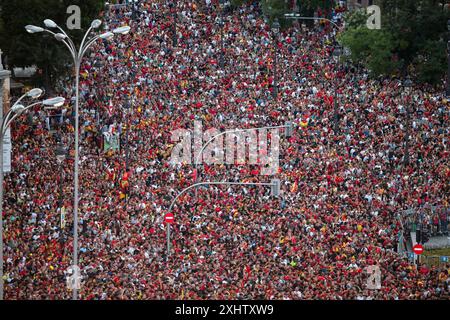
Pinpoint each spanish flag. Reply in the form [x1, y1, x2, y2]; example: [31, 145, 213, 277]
[290, 181, 298, 193]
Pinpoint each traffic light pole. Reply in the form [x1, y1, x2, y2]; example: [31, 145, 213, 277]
[165, 180, 280, 260]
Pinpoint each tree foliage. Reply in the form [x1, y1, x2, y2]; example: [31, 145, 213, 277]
[261, 0, 289, 23]
[340, 0, 449, 84]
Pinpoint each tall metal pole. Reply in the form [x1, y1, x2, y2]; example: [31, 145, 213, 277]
[59, 163, 63, 208]
[166, 224, 170, 261]
[72, 60, 80, 301]
[273, 40, 278, 99]
[403, 77, 412, 167]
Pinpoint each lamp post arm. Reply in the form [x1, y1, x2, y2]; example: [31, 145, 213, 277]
[79, 35, 102, 61]
[10, 92, 31, 112]
[0, 109, 15, 138]
[195, 129, 234, 168]
[55, 25, 77, 54]
[2, 102, 42, 136]
[79, 26, 95, 59]
[43, 29, 77, 62]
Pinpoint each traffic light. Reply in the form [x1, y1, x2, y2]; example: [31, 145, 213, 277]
[271, 179, 280, 197]
[285, 121, 293, 137]
[416, 228, 422, 244]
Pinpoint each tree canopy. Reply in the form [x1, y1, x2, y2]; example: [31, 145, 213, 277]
[339, 0, 449, 84]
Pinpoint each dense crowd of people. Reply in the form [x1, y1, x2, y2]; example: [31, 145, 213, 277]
[2, 0, 449, 299]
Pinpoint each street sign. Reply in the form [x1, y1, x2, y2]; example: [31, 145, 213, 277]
[60, 207, 66, 229]
[164, 213, 174, 224]
[413, 244, 424, 255]
[66, 265, 81, 290]
[2, 127, 11, 173]
[285, 121, 293, 137]
[271, 179, 280, 197]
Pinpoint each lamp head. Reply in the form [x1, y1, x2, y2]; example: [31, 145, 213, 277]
[43, 97, 65, 108]
[44, 19, 58, 28]
[113, 26, 131, 35]
[25, 25, 44, 34]
[12, 104, 26, 114]
[91, 19, 102, 29]
[26, 88, 44, 99]
[54, 33, 67, 41]
[99, 32, 114, 40]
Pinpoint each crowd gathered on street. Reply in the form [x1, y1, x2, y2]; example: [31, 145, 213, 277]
[2, 0, 449, 299]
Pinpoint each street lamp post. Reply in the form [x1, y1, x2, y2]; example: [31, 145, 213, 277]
[272, 19, 280, 100]
[56, 141, 67, 211]
[0, 91, 64, 300]
[25, 19, 130, 301]
[403, 76, 413, 166]
[165, 180, 281, 259]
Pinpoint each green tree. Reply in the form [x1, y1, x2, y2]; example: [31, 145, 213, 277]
[340, 0, 449, 84]
[340, 25, 399, 76]
[297, 0, 334, 17]
[0, 0, 104, 91]
[261, 0, 290, 23]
